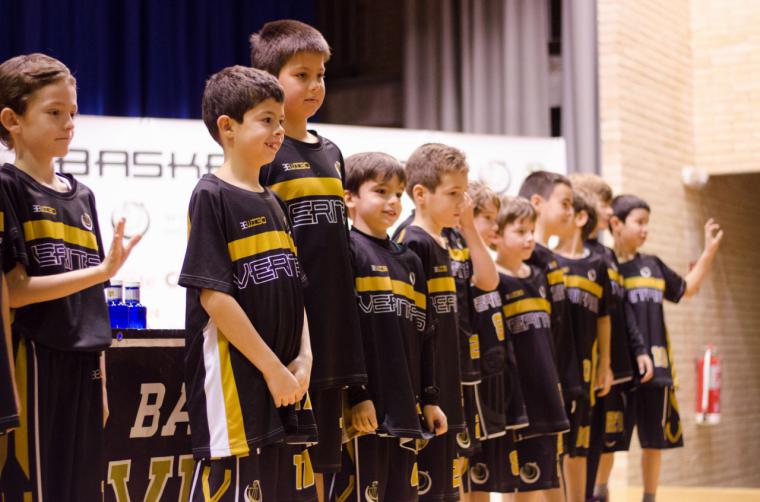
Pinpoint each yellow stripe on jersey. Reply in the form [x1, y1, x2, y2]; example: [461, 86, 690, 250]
[355, 276, 426, 309]
[427, 277, 456, 294]
[607, 267, 622, 284]
[503, 297, 551, 318]
[448, 248, 470, 262]
[216, 331, 247, 456]
[269, 177, 344, 202]
[547, 269, 564, 286]
[14, 339, 29, 478]
[227, 230, 297, 262]
[23, 219, 98, 251]
[590, 337, 599, 407]
[564, 275, 603, 298]
[0, 211, 4, 232]
[623, 277, 665, 291]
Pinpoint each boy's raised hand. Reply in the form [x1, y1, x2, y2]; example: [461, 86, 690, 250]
[704, 218, 723, 255]
[101, 218, 142, 279]
[264, 363, 302, 407]
[423, 405, 448, 436]
[459, 192, 475, 229]
[351, 400, 378, 433]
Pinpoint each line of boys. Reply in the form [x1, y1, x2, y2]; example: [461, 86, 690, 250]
[0, 18, 722, 502]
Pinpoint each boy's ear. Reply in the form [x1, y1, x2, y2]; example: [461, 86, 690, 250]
[411, 184, 427, 205]
[0, 107, 21, 136]
[609, 215, 622, 233]
[216, 115, 234, 141]
[343, 189, 356, 209]
[529, 194, 543, 210]
[576, 210, 589, 229]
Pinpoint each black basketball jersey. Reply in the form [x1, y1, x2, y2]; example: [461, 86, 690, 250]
[349, 227, 434, 439]
[619, 254, 685, 387]
[179, 174, 313, 459]
[0, 163, 109, 351]
[442, 228, 480, 384]
[527, 243, 582, 400]
[586, 239, 647, 383]
[555, 252, 611, 405]
[0, 192, 19, 434]
[471, 285, 529, 435]
[499, 267, 569, 437]
[260, 132, 366, 390]
[395, 225, 465, 431]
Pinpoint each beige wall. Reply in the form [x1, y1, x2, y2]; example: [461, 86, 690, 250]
[598, 0, 760, 488]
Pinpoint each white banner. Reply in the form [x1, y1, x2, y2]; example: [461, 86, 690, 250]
[1, 116, 566, 328]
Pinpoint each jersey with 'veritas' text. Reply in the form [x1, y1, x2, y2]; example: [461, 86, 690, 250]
[0, 163, 109, 351]
[179, 174, 315, 459]
[619, 253, 685, 387]
[260, 132, 366, 390]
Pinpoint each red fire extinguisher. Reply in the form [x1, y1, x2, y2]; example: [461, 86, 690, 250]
[696, 344, 721, 425]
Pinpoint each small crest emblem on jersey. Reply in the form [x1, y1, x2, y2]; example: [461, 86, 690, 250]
[641, 266, 652, 278]
[469, 463, 490, 485]
[520, 462, 541, 484]
[539, 286, 547, 298]
[456, 430, 472, 449]
[334, 161, 342, 177]
[409, 272, 416, 285]
[587, 269, 597, 281]
[244, 480, 262, 502]
[417, 471, 432, 495]
[81, 212, 93, 231]
[365, 481, 380, 502]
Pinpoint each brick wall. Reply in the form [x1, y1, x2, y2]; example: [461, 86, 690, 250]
[598, 0, 760, 488]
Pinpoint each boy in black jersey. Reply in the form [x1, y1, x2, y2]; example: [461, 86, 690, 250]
[0, 193, 19, 436]
[610, 194, 722, 502]
[465, 183, 529, 501]
[495, 196, 570, 502]
[250, 21, 367, 495]
[569, 174, 654, 502]
[180, 66, 317, 501]
[331, 152, 447, 502]
[394, 143, 472, 502]
[553, 190, 613, 502]
[0, 54, 140, 502]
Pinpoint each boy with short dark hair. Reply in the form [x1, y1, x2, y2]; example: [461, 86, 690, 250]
[553, 189, 613, 502]
[331, 151, 446, 501]
[494, 196, 570, 501]
[610, 194, 722, 502]
[394, 142, 471, 502]
[180, 65, 316, 501]
[250, 20, 368, 496]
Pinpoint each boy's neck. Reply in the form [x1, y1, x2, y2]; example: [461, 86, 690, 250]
[533, 222, 552, 246]
[14, 152, 66, 191]
[216, 158, 264, 192]
[554, 231, 585, 259]
[284, 116, 317, 143]
[351, 218, 388, 241]
[411, 211, 446, 247]
[495, 253, 530, 278]
[614, 239, 638, 263]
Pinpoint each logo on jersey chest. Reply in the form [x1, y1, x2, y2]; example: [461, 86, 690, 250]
[539, 286, 547, 298]
[244, 480, 262, 502]
[433, 265, 448, 273]
[370, 265, 388, 272]
[32, 204, 57, 215]
[334, 161, 342, 178]
[640, 266, 652, 278]
[506, 289, 525, 300]
[240, 216, 267, 230]
[81, 212, 93, 231]
[587, 269, 597, 281]
[282, 161, 311, 171]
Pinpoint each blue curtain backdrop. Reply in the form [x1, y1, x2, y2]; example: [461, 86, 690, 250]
[0, 0, 315, 118]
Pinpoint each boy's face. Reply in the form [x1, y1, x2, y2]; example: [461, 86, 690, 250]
[473, 200, 499, 248]
[533, 183, 573, 235]
[277, 51, 326, 122]
[497, 217, 535, 261]
[10, 79, 77, 159]
[420, 171, 468, 229]
[595, 199, 613, 233]
[615, 208, 649, 249]
[346, 175, 404, 237]
[228, 98, 285, 167]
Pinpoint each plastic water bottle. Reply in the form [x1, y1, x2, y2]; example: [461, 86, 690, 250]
[124, 281, 147, 329]
[106, 280, 128, 329]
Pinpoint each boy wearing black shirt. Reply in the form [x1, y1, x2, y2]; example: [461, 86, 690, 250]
[180, 66, 316, 501]
[553, 190, 613, 502]
[331, 152, 446, 502]
[610, 194, 722, 502]
[0, 193, 18, 436]
[250, 21, 368, 491]
[495, 197, 570, 500]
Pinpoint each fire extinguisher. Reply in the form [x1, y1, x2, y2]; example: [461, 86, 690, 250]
[696, 344, 721, 425]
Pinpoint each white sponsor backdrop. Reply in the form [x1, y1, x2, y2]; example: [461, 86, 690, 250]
[0, 116, 566, 328]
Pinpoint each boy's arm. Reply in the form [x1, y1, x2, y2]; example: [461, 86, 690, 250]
[594, 315, 612, 397]
[623, 298, 654, 382]
[459, 195, 498, 291]
[286, 308, 313, 395]
[2, 274, 19, 414]
[200, 288, 302, 407]
[5, 219, 140, 308]
[683, 218, 723, 299]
